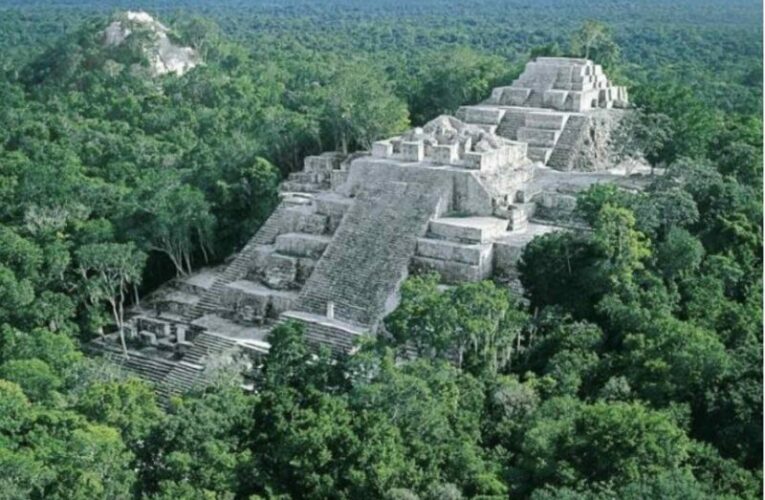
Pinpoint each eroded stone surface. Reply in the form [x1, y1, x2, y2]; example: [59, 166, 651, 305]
[102, 11, 200, 76]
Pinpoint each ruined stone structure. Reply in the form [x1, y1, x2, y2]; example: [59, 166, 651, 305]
[102, 11, 200, 77]
[90, 57, 648, 398]
[457, 57, 628, 168]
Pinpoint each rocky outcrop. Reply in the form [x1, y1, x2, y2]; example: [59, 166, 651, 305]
[103, 11, 200, 77]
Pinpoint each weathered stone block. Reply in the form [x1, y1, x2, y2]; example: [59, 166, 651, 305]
[542, 90, 569, 109]
[428, 217, 508, 243]
[431, 143, 459, 164]
[517, 127, 560, 147]
[400, 141, 424, 162]
[330, 170, 349, 190]
[503, 88, 532, 105]
[493, 240, 525, 276]
[221, 282, 269, 318]
[487, 86, 511, 104]
[411, 255, 491, 284]
[263, 253, 298, 289]
[457, 106, 505, 125]
[415, 238, 492, 265]
[372, 141, 393, 158]
[283, 207, 328, 235]
[223, 280, 298, 320]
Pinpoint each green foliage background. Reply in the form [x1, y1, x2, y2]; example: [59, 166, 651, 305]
[0, 0, 761, 498]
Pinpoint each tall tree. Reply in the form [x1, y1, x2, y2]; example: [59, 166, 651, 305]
[75, 242, 146, 355]
[131, 177, 215, 276]
[569, 20, 620, 68]
[319, 61, 409, 153]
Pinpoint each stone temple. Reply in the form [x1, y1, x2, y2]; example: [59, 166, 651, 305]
[90, 57, 647, 398]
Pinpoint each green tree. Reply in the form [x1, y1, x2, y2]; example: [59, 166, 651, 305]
[132, 178, 215, 276]
[75, 242, 146, 354]
[319, 61, 409, 153]
[449, 281, 526, 375]
[76, 378, 163, 451]
[631, 83, 719, 163]
[385, 274, 456, 359]
[569, 20, 620, 68]
[142, 385, 255, 497]
[410, 48, 510, 123]
[592, 204, 651, 287]
[519, 315, 604, 397]
[0, 358, 61, 402]
[0, 326, 82, 384]
[611, 110, 672, 168]
[385, 276, 526, 375]
[519, 231, 604, 318]
[619, 316, 729, 406]
[515, 398, 691, 494]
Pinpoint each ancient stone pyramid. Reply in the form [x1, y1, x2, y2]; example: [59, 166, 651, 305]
[89, 57, 647, 398]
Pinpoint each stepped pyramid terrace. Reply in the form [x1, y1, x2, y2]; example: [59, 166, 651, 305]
[89, 57, 649, 399]
[457, 57, 628, 167]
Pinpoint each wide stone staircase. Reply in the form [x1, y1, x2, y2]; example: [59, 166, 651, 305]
[183, 331, 241, 364]
[103, 153, 356, 396]
[181, 156, 352, 327]
[193, 195, 349, 326]
[88, 339, 204, 403]
[281, 180, 449, 351]
[279, 310, 367, 355]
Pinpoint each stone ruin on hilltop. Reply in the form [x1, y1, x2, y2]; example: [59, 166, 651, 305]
[102, 11, 200, 77]
[89, 57, 648, 399]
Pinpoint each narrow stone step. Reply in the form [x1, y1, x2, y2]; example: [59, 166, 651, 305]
[411, 256, 492, 284]
[222, 280, 299, 319]
[496, 111, 526, 140]
[283, 206, 329, 235]
[287, 172, 316, 184]
[525, 112, 567, 130]
[280, 181, 321, 193]
[517, 127, 560, 148]
[428, 216, 509, 244]
[415, 238, 492, 266]
[183, 332, 240, 364]
[280, 310, 366, 356]
[501, 87, 532, 106]
[455, 106, 505, 125]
